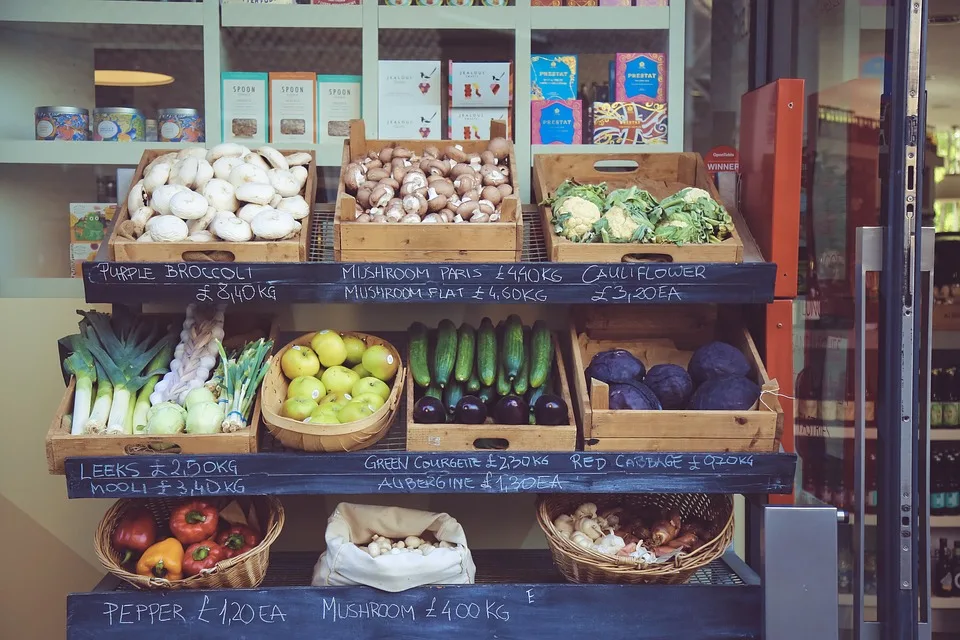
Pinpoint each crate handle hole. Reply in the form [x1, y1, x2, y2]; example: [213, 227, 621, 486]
[473, 438, 510, 450]
[123, 443, 183, 455]
[593, 160, 640, 173]
[622, 253, 675, 263]
[180, 250, 237, 263]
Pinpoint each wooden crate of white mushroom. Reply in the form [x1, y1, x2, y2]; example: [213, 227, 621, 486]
[108, 145, 316, 263]
[334, 119, 521, 262]
[536, 494, 735, 585]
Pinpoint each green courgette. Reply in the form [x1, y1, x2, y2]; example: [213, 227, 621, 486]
[477, 317, 497, 386]
[408, 322, 431, 388]
[496, 348, 512, 397]
[454, 322, 476, 383]
[503, 314, 524, 381]
[466, 366, 482, 393]
[433, 319, 458, 388]
[425, 383, 442, 400]
[443, 380, 464, 416]
[528, 320, 553, 389]
[478, 385, 496, 408]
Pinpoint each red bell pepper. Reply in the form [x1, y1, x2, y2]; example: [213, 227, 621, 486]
[169, 501, 219, 545]
[182, 540, 227, 577]
[217, 525, 261, 558]
[111, 508, 157, 565]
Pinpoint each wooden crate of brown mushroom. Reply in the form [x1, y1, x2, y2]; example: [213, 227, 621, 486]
[334, 120, 521, 263]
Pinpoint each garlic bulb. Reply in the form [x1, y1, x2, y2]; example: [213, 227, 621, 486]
[574, 503, 598, 519]
[594, 530, 626, 555]
[553, 514, 575, 536]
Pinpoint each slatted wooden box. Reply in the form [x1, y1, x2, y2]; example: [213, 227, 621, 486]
[108, 148, 316, 263]
[533, 152, 745, 263]
[405, 337, 576, 452]
[45, 314, 275, 474]
[569, 306, 782, 452]
[334, 119, 522, 263]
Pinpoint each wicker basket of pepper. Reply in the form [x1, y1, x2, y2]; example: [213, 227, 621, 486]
[536, 493, 734, 585]
[94, 496, 284, 590]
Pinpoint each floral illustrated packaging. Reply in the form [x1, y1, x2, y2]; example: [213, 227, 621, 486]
[317, 75, 361, 143]
[379, 105, 441, 140]
[70, 203, 116, 242]
[614, 53, 666, 104]
[531, 100, 581, 144]
[447, 107, 511, 140]
[70, 242, 100, 278]
[592, 101, 667, 145]
[531, 55, 577, 101]
[449, 61, 512, 108]
[378, 61, 441, 106]
[269, 72, 317, 144]
[565, 0, 599, 5]
[221, 72, 269, 143]
[531, 0, 561, 5]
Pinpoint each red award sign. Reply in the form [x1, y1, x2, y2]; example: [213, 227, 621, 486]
[705, 145, 739, 173]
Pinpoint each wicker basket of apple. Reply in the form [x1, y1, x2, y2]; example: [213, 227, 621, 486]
[260, 330, 404, 452]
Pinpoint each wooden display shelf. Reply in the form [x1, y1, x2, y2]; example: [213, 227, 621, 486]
[67, 550, 761, 639]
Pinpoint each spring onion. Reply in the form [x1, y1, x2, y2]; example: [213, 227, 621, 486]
[79, 309, 174, 435]
[218, 338, 273, 432]
[62, 335, 97, 435]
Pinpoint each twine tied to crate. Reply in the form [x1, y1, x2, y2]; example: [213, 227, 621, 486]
[758, 379, 795, 412]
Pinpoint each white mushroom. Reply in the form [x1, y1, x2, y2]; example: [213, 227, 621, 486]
[130, 206, 155, 236]
[145, 215, 189, 242]
[187, 207, 219, 234]
[290, 165, 308, 188]
[145, 152, 178, 175]
[235, 182, 276, 206]
[206, 143, 247, 163]
[126, 180, 147, 213]
[250, 208, 296, 240]
[169, 190, 209, 220]
[170, 157, 199, 187]
[213, 156, 245, 181]
[150, 184, 188, 216]
[136, 232, 154, 243]
[268, 169, 301, 197]
[143, 164, 171, 195]
[243, 152, 270, 171]
[188, 230, 214, 242]
[420, 544, 435, 556]
[202, 178, 238, 212]
[212, 215, 253, 242]
[284, 152, 312, 167]
[228, 163, 269, 188]
[194, 159, 214, 192]
[257, 146, 289, 171]
[238, 203, 272, 224]
[177, 147, 208, 161]
[277, 195, 309, 220]
[269, 193, 283, 208]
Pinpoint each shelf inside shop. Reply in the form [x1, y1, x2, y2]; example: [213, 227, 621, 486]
[844, 514, 960, 528]
[0, 141, 193, 166]
[839, 594, 959, 610]
[378, 5, 518, 30]
[529, 5, 669, 30]
[530, 143, 684, 156]
[220, 2, 363, 29]
[67, 549, 762, 639]
[81, 207, 779, 306]
[0, 0, 203, 25]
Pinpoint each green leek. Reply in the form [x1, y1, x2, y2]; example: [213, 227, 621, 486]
[85, 373, 113, 435]
[63, 335, 97, 435]
[218, 338, 273, 432]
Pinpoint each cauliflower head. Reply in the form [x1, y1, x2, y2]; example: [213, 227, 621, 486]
[554, 196, 602, 242]
[594, 206, 653, 243]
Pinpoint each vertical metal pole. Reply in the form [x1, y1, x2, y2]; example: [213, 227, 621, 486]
[877, 0, 926, 638]
[748, 0, 768, 90]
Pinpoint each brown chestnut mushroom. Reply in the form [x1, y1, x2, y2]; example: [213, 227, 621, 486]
[370, 184, 395, 208]
[392, 164, 409, 183]
[424, 146, 440, 159]
[421, 213, 443, 223]
[393, 147, 413, 159]
[477, 199, 496, 217]
[366, 150, 379, 160]
[462, 189, 480, 203]
[497, 183, 514, 197]
[481, 185, 503, 206]
[445, 145, 469, 163]
[365, 158, 383, 170]
[487, 137, 511, 161]
[439, 208, 456, 223]
[431, 180, 456, 197]
[481, 166, 508, 187]
[356, 188, 373, 209]
[450, 163, 476, 179]
[454, 174, 479, 195]
[355, 213, 372, 223]
[343, 163, 365, 193]
[402, 193, 428, 216]
[403, 170, 428, 189]
[378, 147, 394, 163]
[400, 213, 421, 224]
[469, 212, 491, 223]
[424, 159, 449, 177]
[425, 187, 447, 212]
[370, 213, 388, 223]
[456, 200, 480, 221]
[360, 180, 379, 191]
[366, 167, 390, 182]
[480, 150, 497, 166]
[381, 177, 400, 191]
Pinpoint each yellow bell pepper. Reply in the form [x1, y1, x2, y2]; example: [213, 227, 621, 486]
[135, 537, 184, 581]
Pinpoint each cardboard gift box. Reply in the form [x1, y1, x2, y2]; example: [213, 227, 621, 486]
[592, 101, 667, 145]
[531, 100, 581, 145]
[614, 53, 667, 104]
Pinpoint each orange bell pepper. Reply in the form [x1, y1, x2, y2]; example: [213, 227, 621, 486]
[135, 537, 184, 581]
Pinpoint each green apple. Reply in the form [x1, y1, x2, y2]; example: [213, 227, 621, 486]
[321, 365, 360, 395]
[337, 400, 375, 424]
[306, 405, 341, 425]
[280, 345, 321, 379]
[352, 363, 371, 378]
[287, 376, 326, 402]
[343, 335, 367, 366]
[317, 392, 353, 409]
[310, 330, 347, 368]
[352, 377, 391, 401]
[352, 392, 386, 412]
[361, 345, 398, 381]
[281, 397, 318, 421]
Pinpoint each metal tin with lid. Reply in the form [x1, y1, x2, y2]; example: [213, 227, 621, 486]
[158, 108, 205, 143]
[93, 107, 145, 141]
[35, 106, 89, 141]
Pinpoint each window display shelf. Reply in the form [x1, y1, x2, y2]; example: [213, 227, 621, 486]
[529, 5, 669, 30]
[852, 514, 960, 528]
[531, 143, 683, 155]
[67, 550, 761, 639]
[220, 3, 363, 29]
[379, 5, 518, 30]
[0, 0, 203, 25]
[0, 141, 192, 166]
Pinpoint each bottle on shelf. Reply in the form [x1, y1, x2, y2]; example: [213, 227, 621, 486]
[935, 538, 954, 597]
[947, 449, 960, 516]
[931, 368, 944, 428]
[796, 364, 820, 423]
[932, 450, 946, 516]
[944, 368, 959, 428]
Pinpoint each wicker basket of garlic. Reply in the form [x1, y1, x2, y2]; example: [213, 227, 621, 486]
[108, 144, 316, 263]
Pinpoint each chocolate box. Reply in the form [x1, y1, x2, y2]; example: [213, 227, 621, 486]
[592, 101, 667, 145]
[614, 53, 666, 104]
[531, 100, 581, 145]
[531, 55, 578, 101]
[449, 61, 513, 108]
[447, 107, 511, 140]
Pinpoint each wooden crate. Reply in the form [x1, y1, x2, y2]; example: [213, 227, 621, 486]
[568, 306, 783, 452]
[532, 152, 745, 263]
[334, 119, 522, 263]
[45, 314, 275, 474]
[108, 148, 316, 263]
[406, 338, 576, 452]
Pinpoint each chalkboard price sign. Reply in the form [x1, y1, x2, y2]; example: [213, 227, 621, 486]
[65, 451, 796, 498]
[82, 261, 777, 305]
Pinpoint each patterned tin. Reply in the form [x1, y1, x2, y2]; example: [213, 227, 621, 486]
[158, 108, 205, 143]
[35, 106, 89, 141]
[93, 107, 145, 142]
[592, 101, 667, 145]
